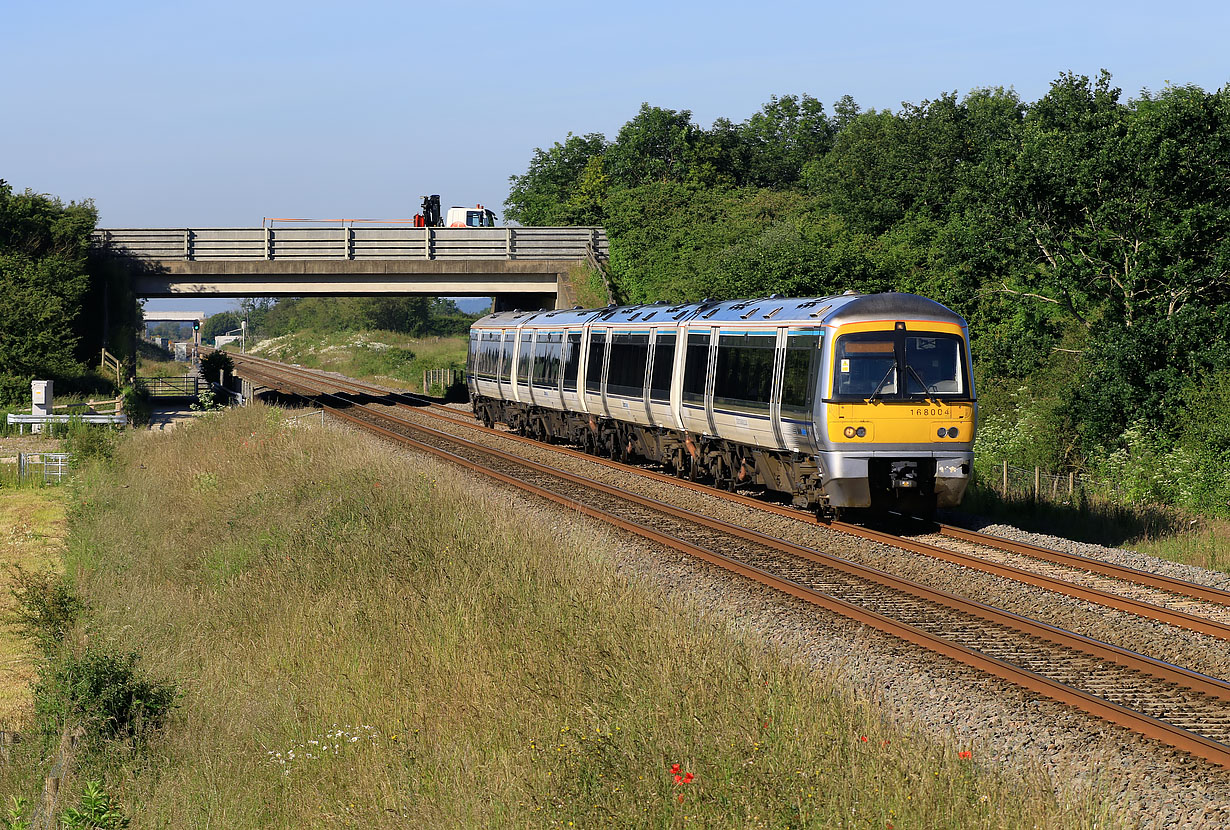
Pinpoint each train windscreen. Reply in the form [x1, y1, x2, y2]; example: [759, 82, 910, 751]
[832, 330, 967, 400]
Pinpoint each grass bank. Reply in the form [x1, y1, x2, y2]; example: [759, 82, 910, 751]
[245, 330, 466, 393]
[2, 406, 1112, 827]
[0, 489, 66, 725]
[957, 479, 1230, 575]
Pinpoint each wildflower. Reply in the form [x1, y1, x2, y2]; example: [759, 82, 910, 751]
[671, 763, 680, 774]
[958, 750, 972, 760]
[859, 736, 868, 743]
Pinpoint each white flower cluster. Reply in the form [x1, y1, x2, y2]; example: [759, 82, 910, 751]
[265, 723, 380, 775]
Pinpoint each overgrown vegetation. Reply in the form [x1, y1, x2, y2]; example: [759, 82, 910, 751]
[237, 296, 479, 340]
[506, 74, 1230, 516]
[0, 180, 139, 407]
[248, 329, 467, 392]
[0, 405, 1114, 826]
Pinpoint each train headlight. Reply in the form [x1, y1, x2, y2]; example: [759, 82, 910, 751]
[855, 426, 866, 438]
[947, 427, 959, 438]
[844, 426, 856, 438]
[937, 427, 946, 438]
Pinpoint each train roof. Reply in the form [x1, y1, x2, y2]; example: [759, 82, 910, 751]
[471, 292, 967, 329]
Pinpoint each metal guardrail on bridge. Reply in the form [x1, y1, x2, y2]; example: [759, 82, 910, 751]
[93, 227, 608, 262]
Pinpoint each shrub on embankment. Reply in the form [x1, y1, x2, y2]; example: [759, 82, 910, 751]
[11, 405, 1110, 826]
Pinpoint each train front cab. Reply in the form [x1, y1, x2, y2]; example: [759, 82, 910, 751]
[817, 316, 975, 515]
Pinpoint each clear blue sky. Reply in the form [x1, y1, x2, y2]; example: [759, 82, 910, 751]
[4, 0, 1227, 313]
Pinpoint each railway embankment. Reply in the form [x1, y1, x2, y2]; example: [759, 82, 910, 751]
[0, 405, 1104, 827]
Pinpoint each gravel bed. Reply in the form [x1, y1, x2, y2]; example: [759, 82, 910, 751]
[941, 514, 1230, 592]
[316, 402, 1230, 826]
[373, 403, 1230, 681]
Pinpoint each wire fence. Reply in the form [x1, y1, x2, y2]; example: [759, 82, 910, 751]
[0, 453, 71, 485]
[978, 460, 1078, 503]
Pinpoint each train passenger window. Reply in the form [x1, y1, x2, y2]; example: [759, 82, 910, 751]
[562, 332, 582, 392]
[606, 332, 650, 398]
[649, 332, 676, 402]
[782, 331, 821, 418]
[585, 331, 606, 393]
[470, 332, 493, 379]
[532, 332, 563, 388]
[713, 332, 775, 414]
[498, 332, 514, 383]
[904, 336, 963, 394]
[834, 335, 896, 397]
[484, 333, 502, 379]
[516, 331, 534, 386]
[682, 332, 710, 405]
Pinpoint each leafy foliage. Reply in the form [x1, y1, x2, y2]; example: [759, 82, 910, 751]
[60, 780, 130, 830]
[7, 567, 85, 657]
[34, 648, 177, 746]
[504, 74, 1230, 514]
[0, 181, 140, 406]
[260, 296, 476, 338]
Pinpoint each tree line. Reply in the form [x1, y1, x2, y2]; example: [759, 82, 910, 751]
[506, 72, 1230, 513]
[0, 180, 139, 406]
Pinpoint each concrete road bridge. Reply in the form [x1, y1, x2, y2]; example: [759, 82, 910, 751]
[94, 226, 609, 311]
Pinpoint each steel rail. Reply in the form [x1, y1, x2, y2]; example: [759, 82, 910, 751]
[227, 354, 1230, 630]
[237, 367, 1230, 769]
[933, 522, 1230, 606]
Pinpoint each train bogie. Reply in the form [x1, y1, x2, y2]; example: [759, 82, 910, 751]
[467, 293, 976, 519]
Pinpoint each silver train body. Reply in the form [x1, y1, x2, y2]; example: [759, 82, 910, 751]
[467, 292, 976, 516]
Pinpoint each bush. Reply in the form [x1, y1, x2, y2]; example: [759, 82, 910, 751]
[34, 648, 177, 747]
[6, 566, 85, 657]
[120, 385, 151, 426]
[198, 350, 234, 387]
[61, 421, 119, 462]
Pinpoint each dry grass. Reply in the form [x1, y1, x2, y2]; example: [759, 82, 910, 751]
[0, 489, 66, 726]
[137, 358, 189, 378]
[247, 331, 467, 392]
[1130, 519, 1230, 573]
[20, 406, 1116, 827]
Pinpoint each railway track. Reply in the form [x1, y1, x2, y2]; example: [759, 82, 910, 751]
[228, 353, 1230, 768]
[229, 351, 1230, 627]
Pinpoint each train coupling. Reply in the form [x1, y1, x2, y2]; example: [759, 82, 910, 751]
[888, 460, 922, 489]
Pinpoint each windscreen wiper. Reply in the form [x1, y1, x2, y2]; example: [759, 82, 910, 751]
[905, 364, 938, 403]
[866, 366, 897, 403]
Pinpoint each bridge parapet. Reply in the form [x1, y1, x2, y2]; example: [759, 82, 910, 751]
[94, 226, 608, 263]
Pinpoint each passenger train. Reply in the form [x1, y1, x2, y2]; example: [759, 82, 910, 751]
[466, 292, 976, 518]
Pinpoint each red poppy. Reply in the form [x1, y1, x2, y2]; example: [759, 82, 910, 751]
[674, 774, 683, 784]
[670, 763, 680, 774]
[958, 750, 972, 760]
[683, 772, 694, 783]
[859, 736, 868, 743]
[677, 793, 684, 803]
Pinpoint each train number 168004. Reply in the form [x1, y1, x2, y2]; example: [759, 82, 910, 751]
[911, 407, 952, 417]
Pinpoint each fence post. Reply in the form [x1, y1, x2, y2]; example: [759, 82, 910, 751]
[1034, 466, 1040, 501]
[1002, 460, 1007, 495]
[1069, 471, 1074, 498]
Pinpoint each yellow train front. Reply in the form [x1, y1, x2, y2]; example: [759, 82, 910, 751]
[815, 293, 975, 518]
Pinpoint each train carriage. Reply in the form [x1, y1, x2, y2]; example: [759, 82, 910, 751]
[468, 292, 975, 518]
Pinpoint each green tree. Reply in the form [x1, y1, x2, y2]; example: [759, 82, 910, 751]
[0, 181, 121, 403]
[200, 311, 241, 342]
